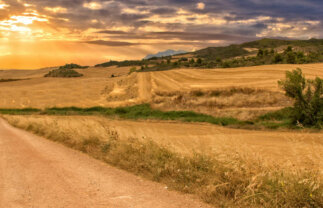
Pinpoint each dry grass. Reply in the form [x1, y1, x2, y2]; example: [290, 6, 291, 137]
[3, 115, 322, 207]
[103, 73, 139, 102]
[152, 87, 292, 120]
[6, 116, 323, 207]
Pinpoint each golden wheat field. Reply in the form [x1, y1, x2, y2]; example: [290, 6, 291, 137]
[1, 64, 323, 207]
[1, 63, 323, 119]
[3, 115, 322, 174]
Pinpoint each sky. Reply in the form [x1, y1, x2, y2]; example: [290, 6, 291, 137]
[1, 0, 323, 69]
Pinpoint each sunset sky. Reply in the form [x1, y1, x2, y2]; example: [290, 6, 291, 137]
[1, 0, 323, 69]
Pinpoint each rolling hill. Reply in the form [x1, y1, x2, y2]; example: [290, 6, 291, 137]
[193, 38, 323, 60]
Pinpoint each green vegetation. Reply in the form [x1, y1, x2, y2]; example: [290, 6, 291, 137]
[2, 103, 320, 130]
[241, 38, 323, 50]
[115, 38, 323, 72]
[0, 78, 27, 82]
[0, 108, 41, 115]
[44, 68, 83, 78]
[7, 119, 323, 208]
[193, 45, 249, 60]
[189, 47, 323, 69]
[43, 63, 88, 77]
[58, 63, 88, 70]
[95, 60, 150, 68]
[278, 68, 323, 128]
[93, 38, 323, 72]
[0, 104, 241, 126]
[255, 69, 323, 129]
[129, 66, 139, 74]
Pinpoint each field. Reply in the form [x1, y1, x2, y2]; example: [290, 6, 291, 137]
[1, 64, 323, 207]
[1, 63, 323, 119]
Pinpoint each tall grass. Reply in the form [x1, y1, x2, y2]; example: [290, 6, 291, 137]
[5, 116, 323, 207]
[0, 104, 242, 126]
[1, 104, 319, 129]
[0, 108, 41, 115]
[0, 78, 27, 82]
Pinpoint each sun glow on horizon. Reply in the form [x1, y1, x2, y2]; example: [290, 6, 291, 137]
[0, 0, 323, 69]
[0, 0, 8, 9]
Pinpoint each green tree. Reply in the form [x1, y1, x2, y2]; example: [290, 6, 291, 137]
[278, 68, 323, 127]
[270, 49, 275, 54]
[273, 53, 283, 63]
[286, 52, 296, 64]
[197, 58, 203, 65]
[257, 49, 264, 57]
[284, 46, 293, 53]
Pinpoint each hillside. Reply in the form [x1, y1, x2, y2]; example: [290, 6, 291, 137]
[93, 38, 323, 71]
[144, 49, 187, 60]
[194, 38, 323, 60]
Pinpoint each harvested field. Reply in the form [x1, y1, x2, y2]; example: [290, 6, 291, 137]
[0, 64, 322, 119]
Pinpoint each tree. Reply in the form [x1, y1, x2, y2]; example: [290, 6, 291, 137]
[270, 49, 275, 54]
[216, 57, 222, 63]
[273, 53, 283, 63]
[286, 52, 296, 64]
[257, 49, 264, 57]
[197, 58, 202, 65]
[278, 68, 323, 127]
[284, 46, 293, 53]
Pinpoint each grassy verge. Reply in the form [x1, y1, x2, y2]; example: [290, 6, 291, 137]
[0, 104, 243, 127]
[0, 104, 315, 130]
[0, 78, 28, 82]
[4, 116, 322, 208]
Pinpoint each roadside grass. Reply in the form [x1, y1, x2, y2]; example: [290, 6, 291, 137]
[0, 104, 317, 130]
[255, 107, 299, 129]
[0, 104, 243, 127]
[4, 116, 322, 208]
[0, 78, 28, 82]
[0, 108, 41, 115]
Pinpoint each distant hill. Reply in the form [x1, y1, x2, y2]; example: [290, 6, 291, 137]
[193, 38, 323, 60]
[144, 49, 187, 60]
[95, 38, 323, 71]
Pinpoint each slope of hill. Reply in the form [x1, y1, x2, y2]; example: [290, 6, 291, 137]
[144, 49, 187, 60]
[194, 38, 323, 60]
[94, 38, 323, 71]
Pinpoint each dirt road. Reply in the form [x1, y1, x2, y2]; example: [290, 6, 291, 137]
[0, 119, 210, 208]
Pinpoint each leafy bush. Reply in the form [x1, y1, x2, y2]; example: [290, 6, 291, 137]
[278, 68, 323, 127]
[44, 68, 83, 78]
[0, 78, 25, 82]
[129, 67, 138, 74]
[59, 63, 88, 70]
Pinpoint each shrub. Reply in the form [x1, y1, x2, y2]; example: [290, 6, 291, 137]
[59, 63, 88, 70]
[278, 68, 323, 127]
[44, 68, 83, 78]
[286, 52, 296, 64]
[129, 67, 138, 74]
[273, 53, 283, 63]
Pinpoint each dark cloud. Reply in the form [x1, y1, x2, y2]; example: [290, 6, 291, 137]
[1, 0, 323, 48]
[85, 40, 138, 46]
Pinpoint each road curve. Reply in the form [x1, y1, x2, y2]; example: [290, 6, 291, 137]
[0, 119, 211, 208]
